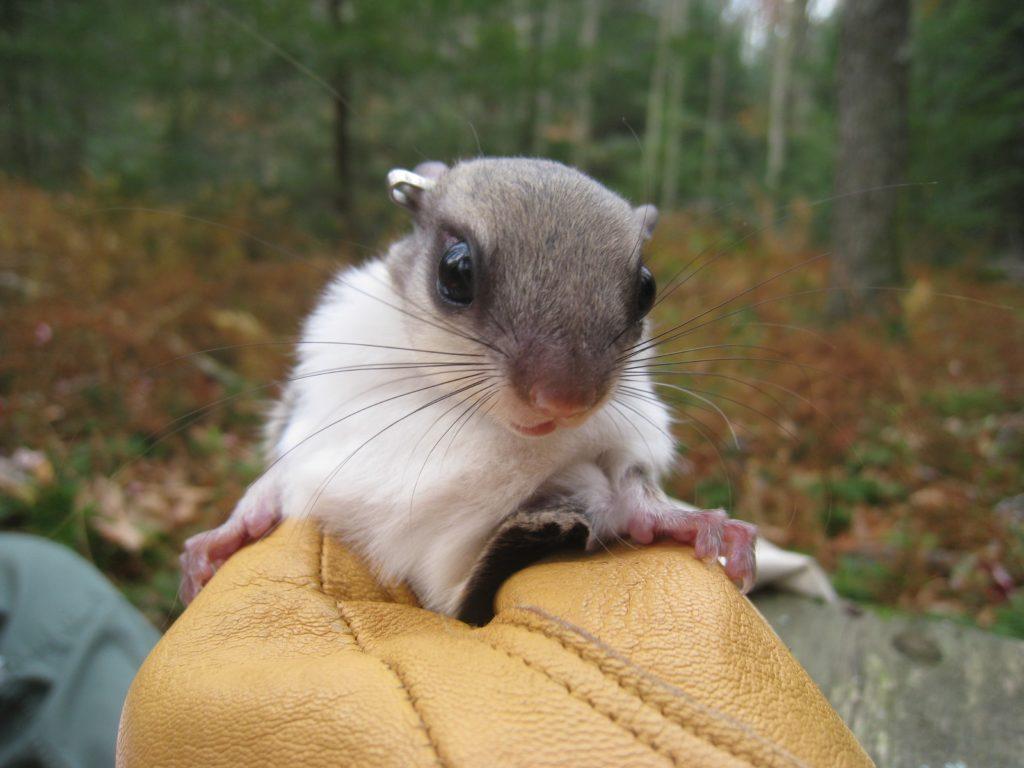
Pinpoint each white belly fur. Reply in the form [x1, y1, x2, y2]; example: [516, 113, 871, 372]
[272, 259, 674, 613]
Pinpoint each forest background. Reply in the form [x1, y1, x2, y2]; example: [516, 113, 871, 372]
[1, 0, 1022, 636]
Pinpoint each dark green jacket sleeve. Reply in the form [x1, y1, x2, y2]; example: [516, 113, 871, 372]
[0, 534, 159, 768]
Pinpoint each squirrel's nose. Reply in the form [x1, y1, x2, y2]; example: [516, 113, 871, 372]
[530, 385, 593, 419]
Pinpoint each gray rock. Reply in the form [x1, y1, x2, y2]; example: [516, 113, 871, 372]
[754, 592, 1024, 768]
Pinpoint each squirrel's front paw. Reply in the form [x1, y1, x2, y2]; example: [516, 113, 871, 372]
[626, 505, 757, 592]
[179, 483, 281, 604]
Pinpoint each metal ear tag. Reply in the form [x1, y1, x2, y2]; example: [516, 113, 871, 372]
[387, 168, 436, 208]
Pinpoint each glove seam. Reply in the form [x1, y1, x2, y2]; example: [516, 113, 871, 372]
[334, 601, 447, 768]
[498, 611, 805, 768]
[318, 531, 326, 594]
[477, 635, 688, 766]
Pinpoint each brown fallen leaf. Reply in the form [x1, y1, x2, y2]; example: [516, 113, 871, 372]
[909, 486, 948, 512]
[79, 470, 212, 553]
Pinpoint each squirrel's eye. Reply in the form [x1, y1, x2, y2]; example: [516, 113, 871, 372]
[437, 240, 474, 306]
[637, 264, 656, 318]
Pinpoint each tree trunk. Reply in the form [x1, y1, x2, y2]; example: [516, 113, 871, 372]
[659, 0, 691, 210]
[788, 0, 811, 143]
[328, 0, 354, 226]
[518, 0, 542, 154]
[828, 0, 910, 319]
[0, 0, 33, 178]
[642, 0, 676, 197]
[571, 0, 603, 169]
[765, 0, 806, 193]
[332, 69, 354, 222]
[700, 11, 727, 203]
[532, 0, 561, 155]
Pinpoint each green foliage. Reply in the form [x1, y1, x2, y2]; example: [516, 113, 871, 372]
[924, 387, 1008, 419]
[826, 475, 907, 506]
[846, 441, 905, 472]
[695, 478, 733, 510]
[0, 477, 80, 548]
[993, 591, 1024, 640]
[1, 0, 1018, 253]
[833, 554, 897, 603]
[909, 0, 1024, 251]
[819, 503, 852, 538]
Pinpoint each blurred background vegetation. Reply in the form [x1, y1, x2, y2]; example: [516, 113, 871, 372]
[1, 0, 1022, 634]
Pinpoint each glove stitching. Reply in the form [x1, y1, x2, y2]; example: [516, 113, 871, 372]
[334, 602, 447, 768]
[476, 635, 687, 766]
[318, 531, 326, 594]
[499, 613, 804, 768]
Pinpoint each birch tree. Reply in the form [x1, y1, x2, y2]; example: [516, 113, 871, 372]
[643, 0, 690, 208]
[529, 0, 562, 156]
[700, 7, 728, 202]
[659, 0, 691, 209]
[765, 0, 807, 193]
[642, 1, 674, 197]
[571, 0, 603, 168]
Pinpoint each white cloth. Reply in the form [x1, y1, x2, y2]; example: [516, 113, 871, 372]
[751, 537, 838, 602]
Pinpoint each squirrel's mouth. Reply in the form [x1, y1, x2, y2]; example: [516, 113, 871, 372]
[500, 384, 603, 438]
[510, 419, 558, 437]
[509, 407, 596, 437]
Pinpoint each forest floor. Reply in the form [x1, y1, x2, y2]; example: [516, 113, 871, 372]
[2, 180, 1022, 636]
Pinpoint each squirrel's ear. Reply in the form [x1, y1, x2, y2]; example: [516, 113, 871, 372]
[387, 161, 448, 211]
[634, 204, 659, 240]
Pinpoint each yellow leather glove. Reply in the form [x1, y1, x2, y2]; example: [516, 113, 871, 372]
[118, 519, 873, 767]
